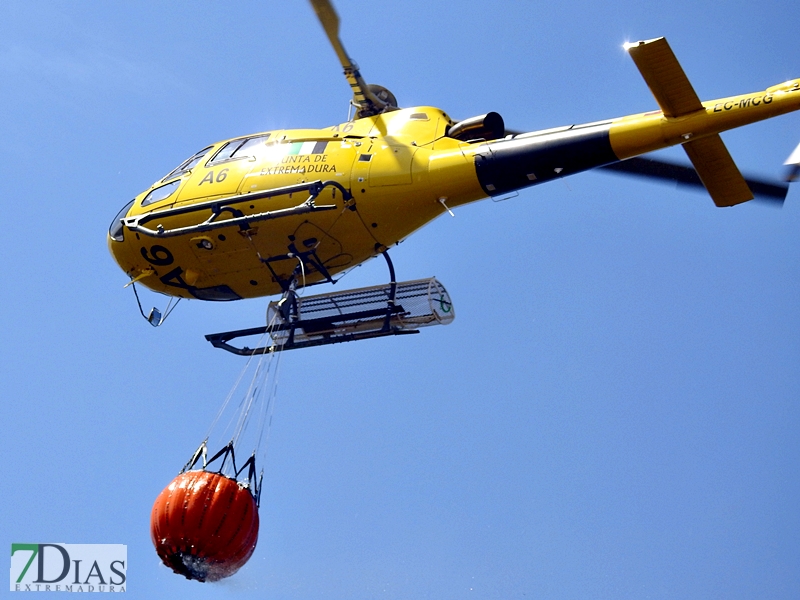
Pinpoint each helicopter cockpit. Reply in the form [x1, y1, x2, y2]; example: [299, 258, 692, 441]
[109, 134, 277, 241]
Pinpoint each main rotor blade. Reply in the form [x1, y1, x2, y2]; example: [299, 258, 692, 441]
[308, 0, 387, 115]
[600, 157, 788, 204]
[308, 0, 348, 68]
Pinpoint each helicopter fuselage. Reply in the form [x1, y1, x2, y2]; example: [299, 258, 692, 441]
[108, 77, 800, 302]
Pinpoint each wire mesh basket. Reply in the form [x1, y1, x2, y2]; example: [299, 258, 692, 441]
[267, 277, 454, 346]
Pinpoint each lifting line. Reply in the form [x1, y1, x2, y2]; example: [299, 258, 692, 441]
[186, 286, 294, 499]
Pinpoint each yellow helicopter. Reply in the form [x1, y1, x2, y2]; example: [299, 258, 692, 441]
[108, 0, 800, 353]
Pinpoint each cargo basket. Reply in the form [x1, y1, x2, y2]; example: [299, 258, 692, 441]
[205, 278, 454, 354]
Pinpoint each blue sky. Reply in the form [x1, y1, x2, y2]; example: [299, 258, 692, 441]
[1, 1, 799, 598]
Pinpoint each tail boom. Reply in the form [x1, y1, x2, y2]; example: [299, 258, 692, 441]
[433, 38, 800, 209]
[609, 80, 800, 161]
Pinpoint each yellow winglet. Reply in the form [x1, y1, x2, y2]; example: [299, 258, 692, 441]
[683, 135, 753, 207]
[625, 37, 703, 118]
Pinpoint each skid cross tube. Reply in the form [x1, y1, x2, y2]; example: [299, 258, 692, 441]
[205, 305, 416, 355]
[122, 180, 350, 238]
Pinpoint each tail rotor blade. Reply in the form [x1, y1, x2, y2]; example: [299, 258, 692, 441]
[784, 141, 800, 182]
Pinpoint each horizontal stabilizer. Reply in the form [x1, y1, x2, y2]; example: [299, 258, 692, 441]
[682, 134, 753, 207]
[625, 37, 703, 117]
[626, 38, 756, 206]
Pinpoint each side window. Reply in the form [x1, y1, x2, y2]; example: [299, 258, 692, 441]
[210, 140, 244, 164]
[208, 134, 271, 166]
[162, 146, 213, 182]
[141, 180, 180, 207]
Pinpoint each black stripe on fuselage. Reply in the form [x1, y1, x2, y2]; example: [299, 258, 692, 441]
[474, 122, 617, 196]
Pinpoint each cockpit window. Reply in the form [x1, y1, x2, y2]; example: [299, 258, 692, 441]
[109, 199, 135, 242]
[162, 146, 213, 182]
[208, 134, 271, 165]
[141, 179, 180, 207]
